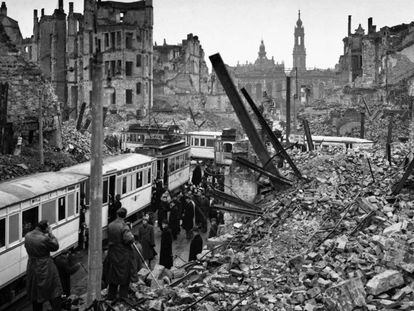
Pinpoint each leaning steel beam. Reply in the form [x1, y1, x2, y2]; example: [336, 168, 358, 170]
[241, 88, 302, 178]
[212, 204, 263, 216]
[391, 157, 414, 196]
[209, 188, 260, 211]
[302, 119, 314, 152]
[233, 156, 292, 186]
[209, 53, 281, 180]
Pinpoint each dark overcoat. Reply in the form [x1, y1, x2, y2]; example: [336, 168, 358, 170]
[159, 228, 173, 269]
[182, 200, 195, 231]
[105, 218, 136, 285]
[134, 223, 156, 260]
[24, 228, 63, 303]
[168, 205, 181, 238]
[188, 234, 203, 261]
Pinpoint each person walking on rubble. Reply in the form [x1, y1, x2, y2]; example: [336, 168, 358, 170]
[104, 208, 137, 300]
[188, 226, 203, 261]
[182, 195, 195, 240]
[24, 220, 63, 311]
[134, 214, 156, 266]
[159, 220, 174, 269]
[208, 217, 218, 238]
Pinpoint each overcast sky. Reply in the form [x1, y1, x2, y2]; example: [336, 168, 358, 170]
[9, 0, 414, 71]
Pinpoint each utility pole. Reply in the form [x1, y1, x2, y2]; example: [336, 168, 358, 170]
[87, 6, 104, 305]
[38, 89, 44, 165]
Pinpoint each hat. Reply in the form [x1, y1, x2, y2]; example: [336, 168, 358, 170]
[143, 214, 150, 221]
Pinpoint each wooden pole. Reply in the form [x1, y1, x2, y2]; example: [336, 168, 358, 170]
[360, 112, 365, 139]
[38, 89, 44, 165]
[286, 76, 291, 142]
[86, 52, 104, 305]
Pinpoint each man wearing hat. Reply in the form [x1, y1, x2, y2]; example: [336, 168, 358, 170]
[105, 208, 137, 300]
[135, 214, 156, 266]
[24, 220, 63, 311]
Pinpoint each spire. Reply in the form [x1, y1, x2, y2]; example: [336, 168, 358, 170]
[296, 10, 302, 27]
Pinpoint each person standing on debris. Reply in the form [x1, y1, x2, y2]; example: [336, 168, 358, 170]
[135, 214, 156, 266]
[208, 218, 218, 238]
[191, 164, 202, 186]
[188, 226, 203, 261]
[199, 190, 210, 233]
[24, 220, 63, 311]
[182, 195, 195, 239]
[159, 220, 173, 269]
[168, 200, 181, 240]
[105, 208, 137, 300]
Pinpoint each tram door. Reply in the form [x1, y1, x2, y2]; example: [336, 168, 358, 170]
[109, 175, 116, 197]
[163, 158, 169, 188]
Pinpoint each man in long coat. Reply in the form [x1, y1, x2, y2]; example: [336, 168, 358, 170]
[168, 200, 181, 240]
[182, 196, 195, 239]
[159, 220, 173, 269]
[105, 208, 137, 300]
[24, 220, 63, 311]
[134, 215, 156, 266]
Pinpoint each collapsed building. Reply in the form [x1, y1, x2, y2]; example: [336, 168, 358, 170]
[22, 0, 154, 121]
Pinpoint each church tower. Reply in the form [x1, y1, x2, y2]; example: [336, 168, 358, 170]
[293, 10, 306, 71]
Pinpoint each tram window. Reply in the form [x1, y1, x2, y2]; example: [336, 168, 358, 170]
[68, 193, 75, 217]
[136, 171, 143, 188]
[22, 206, 38, 237]
[122, 176, 127, 194]
[169, 158, 175, 172]
[42, 200, 56, 224]
[200, 139, 205, 147]
[103, 178, 109, 204]
[0, 218, 5, 248]
[194, 138, 199, 146]
[9, 214, 19, 243]
[58, 197, 66, 221]
[206, 139, 214, 147]
[76, 192, 79, 214]
[224, 143, 233, 153]
[147, 168, 151, 184]
[179, 155, 184, 168]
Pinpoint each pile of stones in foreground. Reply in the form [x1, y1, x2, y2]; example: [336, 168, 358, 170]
[78, 144, 414, 311]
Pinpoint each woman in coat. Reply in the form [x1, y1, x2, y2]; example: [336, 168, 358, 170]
[182, 196, 195, 239]
[168, 200, 181, 240]
[24, 220, 63, 311]
[159, 221, 173, 269]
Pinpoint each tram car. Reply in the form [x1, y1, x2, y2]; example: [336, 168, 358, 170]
[0, 153, 155, 309]
[121, 124, 190, 193]
[0, 172, 87, 309]
[289, 134, 374, 152]
[187, 131, 222, 161]
[61, 153, 156, 228]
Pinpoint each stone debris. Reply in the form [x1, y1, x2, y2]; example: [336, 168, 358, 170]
[72, 142, 414, 311]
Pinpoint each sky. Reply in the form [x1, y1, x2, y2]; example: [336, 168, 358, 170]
[8, 0, 414, 71]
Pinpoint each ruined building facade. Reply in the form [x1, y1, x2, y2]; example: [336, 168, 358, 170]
[24, 0, 153, 121]
[153, 34, 209, 95]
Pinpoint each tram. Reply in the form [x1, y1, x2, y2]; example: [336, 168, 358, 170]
[289, 134, 374, 152]
[186, 131, 222, 161]
[0, 153, 155, 309]
[121, 124, 190, 193]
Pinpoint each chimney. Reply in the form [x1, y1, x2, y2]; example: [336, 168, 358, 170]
[58, 0, 63, 11]
[41, 8, 44, 16]
[348, 15, 352, 36]
[0, 2, 7, 16]
[69, 2, 73, 13]
[34, 9, 38, 19]
[368, 17, 373, 34]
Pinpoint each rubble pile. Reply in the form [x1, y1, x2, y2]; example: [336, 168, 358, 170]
[73, 142, 413, 310]
[61, 121, 111, 162]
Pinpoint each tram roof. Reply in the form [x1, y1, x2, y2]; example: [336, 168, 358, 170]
[0, 172, 88, 209]
[311, 135, 373, 144]
[187, 131, 222, 137]
[61, 153, 155, 176]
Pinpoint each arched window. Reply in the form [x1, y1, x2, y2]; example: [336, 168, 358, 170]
[298, 36, 301, 45]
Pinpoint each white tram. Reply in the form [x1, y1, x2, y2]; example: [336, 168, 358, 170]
[0, 172, 87, 308]
[289, 134, 374, 152]
[61, 153, 156, 228]
[187, 131, 222, 160]
[0, 153, 156, 308]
